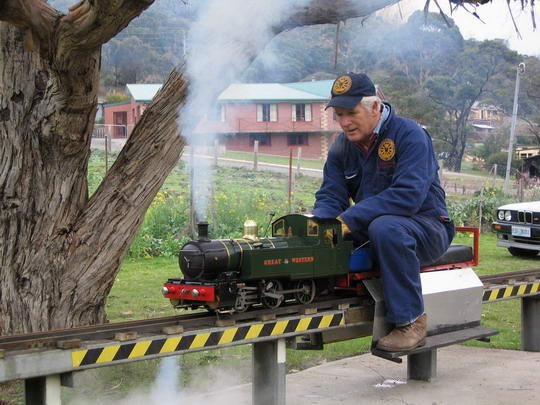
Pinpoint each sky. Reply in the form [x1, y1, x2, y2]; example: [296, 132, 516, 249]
[382, 0, 539, 56]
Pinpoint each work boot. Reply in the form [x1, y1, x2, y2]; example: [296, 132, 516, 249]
[376, 314, 427, 352]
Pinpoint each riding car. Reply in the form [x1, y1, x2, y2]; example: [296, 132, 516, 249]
[492, 201, 540, 257]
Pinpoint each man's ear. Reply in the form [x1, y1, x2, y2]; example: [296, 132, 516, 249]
[371, 101, 380, 115]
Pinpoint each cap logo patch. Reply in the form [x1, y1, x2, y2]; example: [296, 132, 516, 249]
[332, 75, 352, 95]
[378, 139, 395, 161]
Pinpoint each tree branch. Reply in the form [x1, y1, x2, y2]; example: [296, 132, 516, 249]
[274, 0, 400, 33]
[58, 0, 155, 51]
[69, 68, 187, 284]
[0, 0, 59, 53]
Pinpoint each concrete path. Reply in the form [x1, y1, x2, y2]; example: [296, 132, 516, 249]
[189, 345, 540, 405]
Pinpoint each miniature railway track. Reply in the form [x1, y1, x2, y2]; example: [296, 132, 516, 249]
[479, 269, 540, 286]
[0, 296, 367, 353]
[2, 270, 539, 354]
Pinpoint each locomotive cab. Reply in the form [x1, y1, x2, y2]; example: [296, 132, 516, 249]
[271, 214, 342, 246]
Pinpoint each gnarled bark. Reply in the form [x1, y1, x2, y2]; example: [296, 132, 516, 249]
[0, 0, 400, 334]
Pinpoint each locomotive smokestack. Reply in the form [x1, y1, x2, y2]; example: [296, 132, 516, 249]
[197, 222, 210, 242]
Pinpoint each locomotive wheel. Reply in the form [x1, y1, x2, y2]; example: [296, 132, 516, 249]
[261, 279, 284, 309]
[295, 280, 316, 304]
[234, 292, 250, 312]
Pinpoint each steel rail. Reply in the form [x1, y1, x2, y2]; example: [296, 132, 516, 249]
[479, 269, 540, 285]
[0, 296, 366, 352]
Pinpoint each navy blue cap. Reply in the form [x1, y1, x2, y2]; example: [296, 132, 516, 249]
[326, 73, 376, 110]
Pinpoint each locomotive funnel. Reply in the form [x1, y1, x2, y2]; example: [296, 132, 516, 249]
[197, 222, 210, 242]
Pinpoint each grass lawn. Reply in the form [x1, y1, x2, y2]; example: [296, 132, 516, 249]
[222, 151, 324, 170]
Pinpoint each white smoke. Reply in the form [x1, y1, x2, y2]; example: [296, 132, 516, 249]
[65, 354, 252, 405]
[180, 0, 310, 221]
[149, 356, 183, 402]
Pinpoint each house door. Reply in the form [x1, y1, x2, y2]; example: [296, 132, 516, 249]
[113, 111, 127, 138]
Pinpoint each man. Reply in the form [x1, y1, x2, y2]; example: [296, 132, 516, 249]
[313, 73, 454, 352]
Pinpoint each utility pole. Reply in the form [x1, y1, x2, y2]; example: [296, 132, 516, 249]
[503, 63, 526, 194]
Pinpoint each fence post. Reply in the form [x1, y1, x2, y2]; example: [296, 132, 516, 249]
[478, 187, 484, 231]
[288, 150, 293, 214]
[104, 134, 109, 173]
[254, 140, 259, 171]
[296, 147, 302, 176]
[493, 164, 498, 188]
[213, 139, 219, 167]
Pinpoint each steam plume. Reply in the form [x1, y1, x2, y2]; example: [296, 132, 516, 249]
[180, 0, 310, 221]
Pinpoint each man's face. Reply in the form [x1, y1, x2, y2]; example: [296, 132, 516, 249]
[334, 102, 380, 143]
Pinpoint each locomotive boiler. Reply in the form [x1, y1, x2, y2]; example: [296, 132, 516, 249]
[163, 214, 479, 316]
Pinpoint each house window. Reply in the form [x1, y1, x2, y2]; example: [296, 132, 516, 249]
[209, 104, 225, 121]
[257, 104, 277, 122]
[250, 133, 271, 146]
[288, 133, 308, 146]
[292, 103, 312, 122]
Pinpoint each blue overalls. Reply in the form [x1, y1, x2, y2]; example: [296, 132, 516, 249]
[313, 103, 455, 326]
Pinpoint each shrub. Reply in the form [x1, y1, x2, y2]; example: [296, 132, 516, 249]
[127, 184, 311, 258]
[485, 152, 522, 173]
[128, 192, 191, 258]
[104, 92, 130, 104]
[447, 187, 513, 230]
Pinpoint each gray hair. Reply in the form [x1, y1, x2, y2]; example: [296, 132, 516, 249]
[360, 96, 382, 112]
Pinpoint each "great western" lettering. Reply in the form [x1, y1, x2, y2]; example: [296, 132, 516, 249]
[264, 259, 282, 266]
[291, 256, 314, 264]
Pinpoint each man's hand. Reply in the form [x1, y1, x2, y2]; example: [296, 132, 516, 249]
[337, 216, 351, 237]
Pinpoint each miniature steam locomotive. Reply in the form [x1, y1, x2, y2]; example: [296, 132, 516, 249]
[162, 214, 476, 313]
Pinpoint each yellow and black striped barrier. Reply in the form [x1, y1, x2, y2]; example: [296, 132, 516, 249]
[483, 280, 540, 303]
[72, 312, 345, 368]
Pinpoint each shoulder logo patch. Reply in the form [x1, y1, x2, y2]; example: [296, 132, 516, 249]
[332, 75, 352, 95]
[378, 139, 395, 161]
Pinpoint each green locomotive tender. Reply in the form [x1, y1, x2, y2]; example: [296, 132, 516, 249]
[163, 214, 355, 312]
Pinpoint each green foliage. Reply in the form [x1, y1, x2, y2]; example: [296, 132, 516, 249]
[485, 151, 522, 174]
[471, 126, 510, 162]
[129, 192, 191, 258]
[104, 92, 130, 104]
[447, 187, 513, 229]
[126, 166, 320, 258]
[424, 40, 520, 171]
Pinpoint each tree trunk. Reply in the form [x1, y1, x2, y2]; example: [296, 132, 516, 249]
[0, 0, 401, 335]
[0, 19, 187, 332]
[0, 22, 97, 332]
